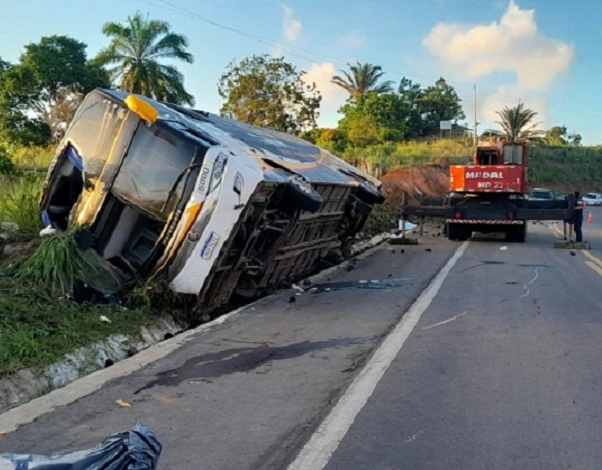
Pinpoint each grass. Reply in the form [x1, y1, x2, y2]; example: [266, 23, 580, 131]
[8, 145, 55, 172]
[11, 230, 121, 296]
[0, 173, 45, 234]
[0, 278, 160, 375]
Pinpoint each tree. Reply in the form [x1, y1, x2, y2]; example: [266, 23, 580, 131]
[545, 125, 568, 146]
[0, 58, 9, 74]
[95, 11, 194, 105]
[568, 131, 582, 146]
[418, 78, 465, 136]
[338, 93, 407, 144]
[218, 54, 321, 135]
[0, 36, 107, 144]
[495, 102, 542, 141]
[397, 77, 424, 139]
[331, 62, 393, 102]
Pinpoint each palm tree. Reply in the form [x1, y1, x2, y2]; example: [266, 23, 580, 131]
[95, 11, 194, 105]
[331, 61, 393, 101]
[495, 102, 542, 141]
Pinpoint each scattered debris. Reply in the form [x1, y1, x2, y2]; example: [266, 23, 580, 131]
[422, 311, 468, 330]
[288, 296, 296, 303]
[39, 225, 57, 237]
[499, 246, 508, 251]
[292, 284, 305, 293]
[506, 280, 519, 285]
[310, 278, 406, 294]
[127, 347, 139, 357]
[401, 249, 405, 254]
[115, 399, 132, 408]
[347, 265, 355, 272]
[424, 248, 432, 252]
[570, 250, 576, 256]
[100, 315, 112, 324]
[389, 237, 418, 245]
[302, 279, 312, 286]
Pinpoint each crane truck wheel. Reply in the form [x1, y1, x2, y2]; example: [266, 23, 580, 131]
[514, 223, 527, 242]
[506, 223, 527, 242]
[447, 223, 459, 241]
[457, 227, 471, 241]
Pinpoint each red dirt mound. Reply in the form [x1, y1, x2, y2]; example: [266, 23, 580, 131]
[380, 164, 449, 207]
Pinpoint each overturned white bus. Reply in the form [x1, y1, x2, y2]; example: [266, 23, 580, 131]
[40, 89, 385, 315]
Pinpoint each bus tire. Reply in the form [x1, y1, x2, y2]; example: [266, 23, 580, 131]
[287, 177, 323, 213]
[356, 183, 386, 205]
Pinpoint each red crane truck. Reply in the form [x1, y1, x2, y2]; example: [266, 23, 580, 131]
[402, 141, 574, 242]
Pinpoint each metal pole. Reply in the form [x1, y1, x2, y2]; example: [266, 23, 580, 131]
[473, 84, 477, 146]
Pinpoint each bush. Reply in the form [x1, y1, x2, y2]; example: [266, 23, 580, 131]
[0, 173, 45, 233]
[9, 144, 55, 172]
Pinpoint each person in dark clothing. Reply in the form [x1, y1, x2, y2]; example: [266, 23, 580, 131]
[573, 191, 585, 242]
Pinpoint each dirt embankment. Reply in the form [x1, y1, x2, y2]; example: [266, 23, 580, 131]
[380, 164, 449, 209]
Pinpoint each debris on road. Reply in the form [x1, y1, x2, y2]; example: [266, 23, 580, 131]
[115, 399, 132, 408]
[0, 423, 161, 469]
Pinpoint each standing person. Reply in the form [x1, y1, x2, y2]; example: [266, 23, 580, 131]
[573, 191, 585, 242]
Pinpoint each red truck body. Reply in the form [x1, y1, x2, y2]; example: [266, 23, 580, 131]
[450, 141, 528, 194]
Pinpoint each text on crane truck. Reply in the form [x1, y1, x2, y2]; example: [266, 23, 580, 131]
[465, 171, 504, 179]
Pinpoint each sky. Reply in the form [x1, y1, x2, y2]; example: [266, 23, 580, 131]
[0, 0, 601, 144]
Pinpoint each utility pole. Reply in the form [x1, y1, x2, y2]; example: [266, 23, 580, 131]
[473, 84, 477, 146]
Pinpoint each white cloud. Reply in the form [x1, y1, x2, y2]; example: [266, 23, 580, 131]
[481, 85, 549, 130]
[337, 31, 367, 49]
[423, 0, 574, 127]
[282, 6, 302, 42]
[303, 62, 348, 128]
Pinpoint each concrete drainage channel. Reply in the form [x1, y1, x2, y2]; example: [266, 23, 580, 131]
[0, 233, 393, 415]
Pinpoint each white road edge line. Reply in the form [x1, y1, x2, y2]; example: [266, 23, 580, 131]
[287, 241, 469, 470]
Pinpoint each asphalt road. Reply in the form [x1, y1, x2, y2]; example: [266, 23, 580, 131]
[2, 216, 602, 469]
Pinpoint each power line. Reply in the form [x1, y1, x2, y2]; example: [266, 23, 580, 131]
[137, 0, 340, 65]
